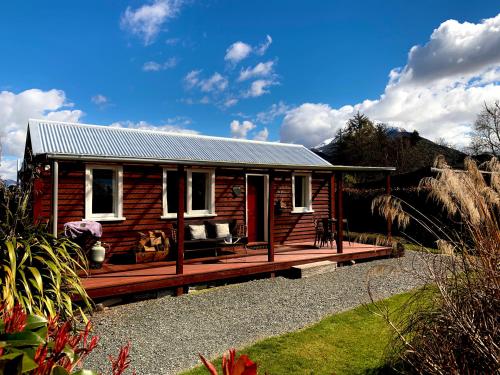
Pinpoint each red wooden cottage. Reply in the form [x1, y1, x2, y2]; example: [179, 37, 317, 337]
[23, 119, 394, 297]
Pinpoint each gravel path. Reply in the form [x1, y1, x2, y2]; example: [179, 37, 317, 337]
[86, 251, 430, 374]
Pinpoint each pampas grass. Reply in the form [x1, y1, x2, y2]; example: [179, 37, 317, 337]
[372, 157, 500, 374]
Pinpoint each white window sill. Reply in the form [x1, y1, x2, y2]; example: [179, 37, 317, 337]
[84, 216, 126, 222]
[291, 209, 314, 214]
[161, 213, 218, 219]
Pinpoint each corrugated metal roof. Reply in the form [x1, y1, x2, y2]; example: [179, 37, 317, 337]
[28, 119, 333, 169]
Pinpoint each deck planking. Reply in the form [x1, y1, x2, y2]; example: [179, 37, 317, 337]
[82, 241, 392, 299]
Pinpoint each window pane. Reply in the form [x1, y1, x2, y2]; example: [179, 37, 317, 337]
[166, 171, 187, 213]
[192, 172, 207, 211]
[294, 176, 305, 207]
[92, 169, 114, 214]
[166, 171, 179, 213]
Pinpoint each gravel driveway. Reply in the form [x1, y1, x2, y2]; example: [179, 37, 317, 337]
[86, 251, 430, 374]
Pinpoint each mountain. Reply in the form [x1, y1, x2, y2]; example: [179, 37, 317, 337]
[1, 179, 17, 186]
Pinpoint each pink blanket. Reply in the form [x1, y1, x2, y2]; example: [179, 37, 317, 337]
[64, 220, 103, 239]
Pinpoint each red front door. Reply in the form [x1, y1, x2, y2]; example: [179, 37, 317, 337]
[247, 175, 265, 242]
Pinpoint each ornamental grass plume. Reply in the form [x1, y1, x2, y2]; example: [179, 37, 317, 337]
[371, 156, 500, 374]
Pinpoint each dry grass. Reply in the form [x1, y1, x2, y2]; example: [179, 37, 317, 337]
[372, 157, 500, 374]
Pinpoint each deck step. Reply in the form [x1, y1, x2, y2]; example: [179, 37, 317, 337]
[290, 260, 337, 278]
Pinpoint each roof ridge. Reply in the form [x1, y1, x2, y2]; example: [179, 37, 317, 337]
[28, 118, 305, 148]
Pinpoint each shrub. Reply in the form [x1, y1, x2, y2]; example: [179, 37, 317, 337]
[0, 304, 134, 375]
[372, 157, 500, 374]
[0, 181, 91, 320]
[199, 349, 257, 375]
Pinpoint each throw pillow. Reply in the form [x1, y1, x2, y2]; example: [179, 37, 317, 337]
[215, 223, 230, 238]
[189, 224, 207, 240]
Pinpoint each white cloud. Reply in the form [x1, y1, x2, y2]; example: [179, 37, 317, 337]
[256, 101, 289, 123]
[395, 16, 500, 85]
[184, 71, 228, 93]
[165, 37, 180, 45]
[281, 103, 353, 148]
[281, 14, 500, 148]
[245, 79, 277, 97]
[0, 159, 19, 182]
[184, 70, 201, 88]
[200, 96, 210, 104]
[110, 117, 197, 134]
[230, 120, 255, 138]
[253, 127, 269, 141]
[225, 41, 252, 64]
[224, 35, 273, 64]
[143, 57, 178, 71]
[91, 94, 108, 106]
[0, 88, 83, 179]
[120, 0, 183, 45]
[224, 98, 238, 108]
[200, 72, 228, 92]
[256, 35, 272, 55]
[238, 61, 275, 81]
[143, 61, 162, 71]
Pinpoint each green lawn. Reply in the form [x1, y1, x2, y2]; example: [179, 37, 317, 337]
[182, 292, 415, 375]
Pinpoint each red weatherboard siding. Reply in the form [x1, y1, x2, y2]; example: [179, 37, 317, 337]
[33, 168, 52, 224]
[273, 172, 330, 244]
[33, 161, 331, 259]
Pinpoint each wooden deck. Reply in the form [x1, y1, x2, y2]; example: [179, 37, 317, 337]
[82, 241, 392, 299]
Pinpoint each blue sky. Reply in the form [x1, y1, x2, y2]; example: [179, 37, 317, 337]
[1, 1, 500, 179]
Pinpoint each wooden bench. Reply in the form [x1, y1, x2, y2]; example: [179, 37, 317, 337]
[173, 219, 248, 256]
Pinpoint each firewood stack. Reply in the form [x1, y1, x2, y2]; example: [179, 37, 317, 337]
[135, 230, 170, 263]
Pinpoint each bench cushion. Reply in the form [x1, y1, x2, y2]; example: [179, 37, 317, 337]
[184, 239, 218, 251]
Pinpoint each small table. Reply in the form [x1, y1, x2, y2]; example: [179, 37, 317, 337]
[215, 237, 243, 257]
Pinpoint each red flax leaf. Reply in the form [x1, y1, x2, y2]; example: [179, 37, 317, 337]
[200, 349, 258, 375]
[3, 304, 27, 333]
[199, 354, 218, 375]
[53, 321, 71, 354]
[232, 355, 257, 375]
[109, 341, 132, 375]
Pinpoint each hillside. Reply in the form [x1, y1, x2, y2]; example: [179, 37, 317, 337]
[0, 179, 17, 186]
[313, 129, 466, 175]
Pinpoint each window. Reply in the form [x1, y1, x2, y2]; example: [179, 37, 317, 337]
[166, 170, 179, 214]
[85, 165, 124, 221]
[162, 168, 215, 218]
[292, 173, 313, 213]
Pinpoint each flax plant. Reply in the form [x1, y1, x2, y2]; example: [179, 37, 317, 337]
[371, 156, 500, 374]
[0, 180, 91, 321]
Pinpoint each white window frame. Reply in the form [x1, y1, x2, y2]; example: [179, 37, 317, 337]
[291, 173, 314, 213]
[85, 164, 125, 221]
[162, 167, 216, 219]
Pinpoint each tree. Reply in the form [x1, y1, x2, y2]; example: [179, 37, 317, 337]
[335, 112, 392, 167]
[472, 101, 500, 156]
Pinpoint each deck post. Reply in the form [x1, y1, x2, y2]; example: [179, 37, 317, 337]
[386, 172, 392, 239]
[268, 171, 275, 262]
[176, 164, 185, 276]
[335, 172, 344, 253]
[329, 173, 335, 219]
[52, 160, 59, 238]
